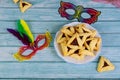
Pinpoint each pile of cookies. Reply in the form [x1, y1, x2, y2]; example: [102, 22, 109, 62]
[56, 23, 101, 60]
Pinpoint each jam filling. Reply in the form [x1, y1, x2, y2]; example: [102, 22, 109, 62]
[71, 38, 78, 45]
[74, 49, 79, 54]
[67, 47, 71, 52]
[22, 3, 28, 7]
[103, 61, 109, 67]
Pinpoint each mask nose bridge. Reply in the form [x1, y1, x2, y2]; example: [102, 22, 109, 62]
[29, 42, 37, 50]
[74, 5, 84, 18]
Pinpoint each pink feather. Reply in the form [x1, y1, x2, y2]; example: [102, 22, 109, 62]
[92, 0, 120, 8]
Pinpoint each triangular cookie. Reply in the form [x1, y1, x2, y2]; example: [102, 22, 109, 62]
[13, 0, 19, 3]
[67, 33, 82, 48]
[90, 30, 97, 37]
[57, 33, 66, 43]
[97, 56, 115, 72]
[94, 38, 102, 51]
[69, 27, 75, 34]
[19, 1, 32, 13]
[70, 53, 84, 60]
[80, 50, 94, 56]
[60, 43, 76, 56]
[75, 25, 83, 33]
[70, 49, 85, 60]
[79, 33, 91, 44]
[60, 26, 73, 36]
[89, 38, 98, 52]
[81, 24, 91, 33]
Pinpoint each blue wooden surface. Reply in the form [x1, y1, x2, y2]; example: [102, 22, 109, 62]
[0, 0, 120, 79]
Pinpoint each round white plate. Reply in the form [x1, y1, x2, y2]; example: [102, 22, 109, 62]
[54, 22, 102, 64]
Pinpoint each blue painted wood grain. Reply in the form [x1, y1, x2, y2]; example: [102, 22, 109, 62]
[0, 62, 119, 78]
[0, 21, 120, 33]
[0, 0, 116, 8]
[0, 8, 120, 21]
[0, 0, 120, 79]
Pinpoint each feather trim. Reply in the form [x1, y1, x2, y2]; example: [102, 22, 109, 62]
[17, 19, 34, 43]
[7, 28, 30, 45]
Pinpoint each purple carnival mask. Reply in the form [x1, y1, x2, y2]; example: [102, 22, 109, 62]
[58, 1, 101, 24]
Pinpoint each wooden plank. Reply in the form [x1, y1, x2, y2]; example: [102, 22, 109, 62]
[1, 21, 120, 33]
[0, 8, 120, 21]
[0, 62, 119, 78]
[0, 21, 67, 34]
[0, 47, 119, 62]
[0, 0, 115, 8]
[0, 33, 119, 46]
[0, 78, 118, 79]
[0, 0, 119, 79]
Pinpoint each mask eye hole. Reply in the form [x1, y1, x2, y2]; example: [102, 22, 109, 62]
[37, 38, 45, 47]
[22, 49, 33, 56]
[81, 12, 91, 19]
[65, 9, 75, 15]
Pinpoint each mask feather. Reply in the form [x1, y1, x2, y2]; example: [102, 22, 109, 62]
[17, 19, 34, 43]
[7, 28, 30, 45]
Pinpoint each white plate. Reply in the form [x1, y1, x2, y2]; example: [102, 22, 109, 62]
[54, 22, 102, 64]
